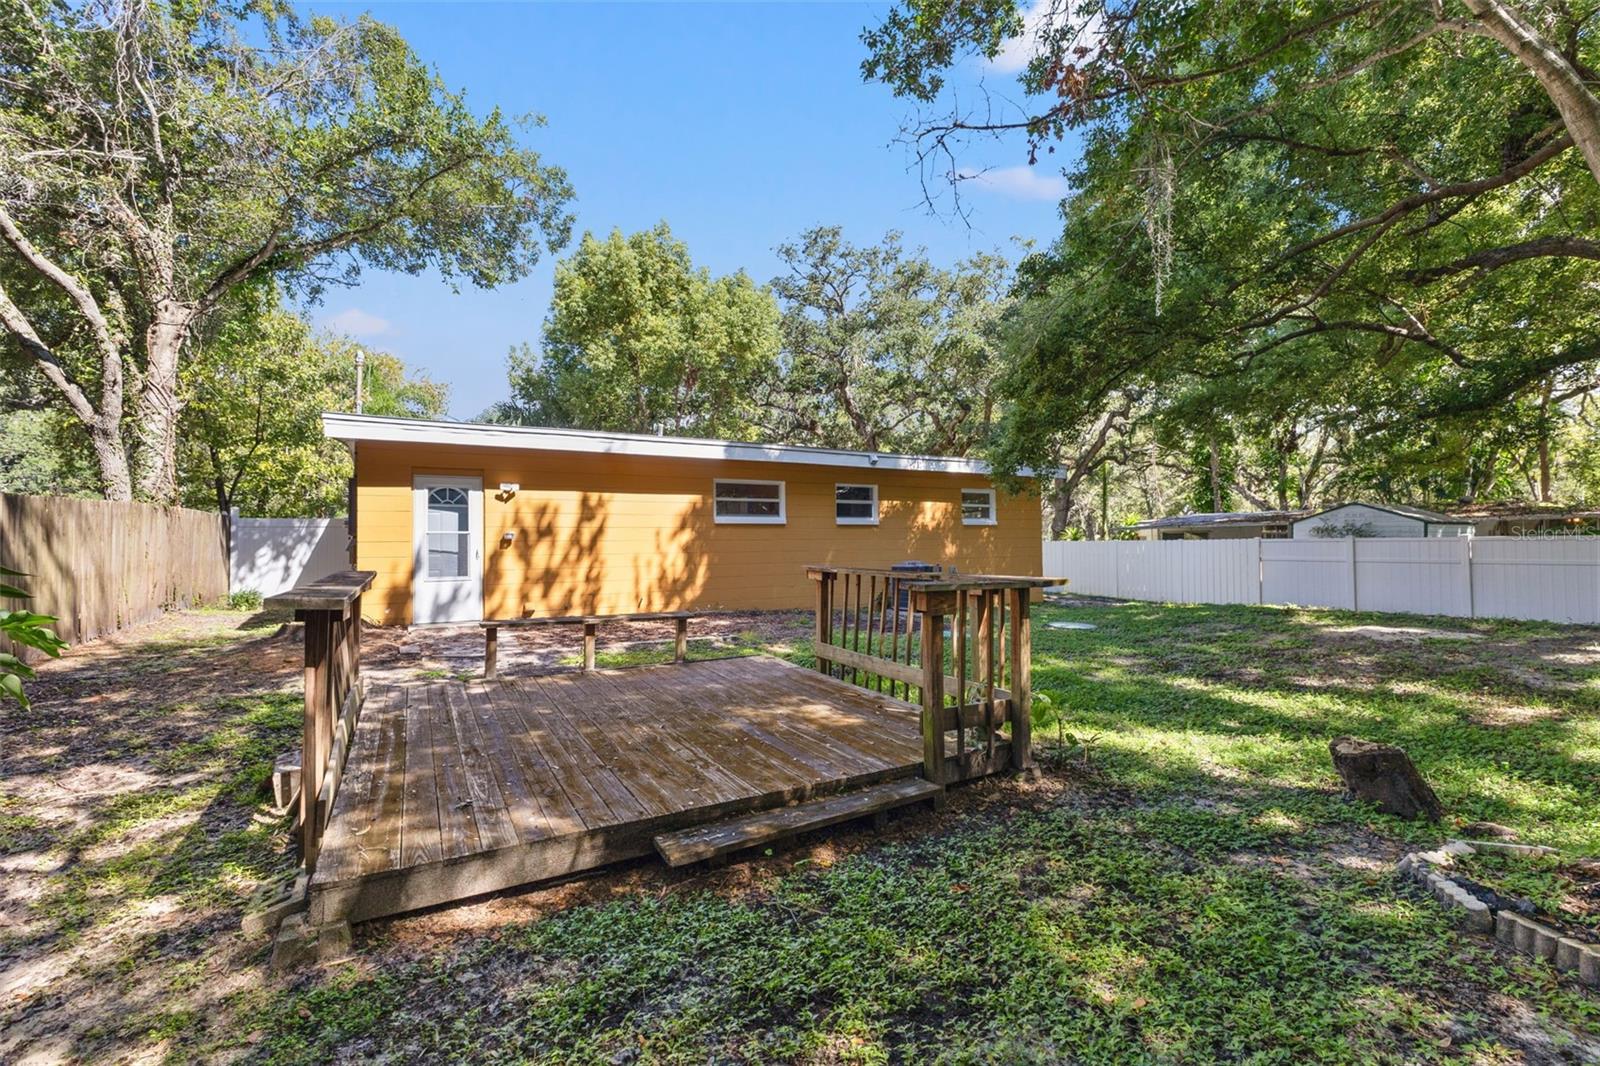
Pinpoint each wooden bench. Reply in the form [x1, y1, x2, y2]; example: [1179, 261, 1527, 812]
[478, 610, 705, 679]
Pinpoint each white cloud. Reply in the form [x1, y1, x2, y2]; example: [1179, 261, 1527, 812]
[987, 0, 1101, 75]
[324, 307, 393, 338]
[989, 0, 1071, 74]
[956, 164, 1069, 201]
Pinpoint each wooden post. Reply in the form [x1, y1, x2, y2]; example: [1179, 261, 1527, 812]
[301, 609, 330, 868]
[953, 589, 967, 760]
[978, 590, 995, 753]
[1007, 587, 1032, 771]
[674, 616, 688, 663]
[920, 606, 946, 785]
[264, 571, 374, 877]
[350, 600, 363, 697]
[484, 624, 499, 680]
[813, 573, 834, 678]
[888, 577, 902, 698]
[582, 621, 598, 671]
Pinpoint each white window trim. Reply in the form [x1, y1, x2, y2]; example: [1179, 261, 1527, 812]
[713, 478, 786, 525]
[834, 483, 879, 526]
[961, 487, 997, 526]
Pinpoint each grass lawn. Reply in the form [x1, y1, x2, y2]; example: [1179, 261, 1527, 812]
[5, 600, 1600, 1063]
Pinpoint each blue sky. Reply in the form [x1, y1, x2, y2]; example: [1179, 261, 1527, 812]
[300, 1, 1072, 419]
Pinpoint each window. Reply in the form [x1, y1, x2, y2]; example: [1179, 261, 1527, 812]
[425, 486, 470, 578]
[835, 484, 878, 525]
[961, 488, 996, 526]
[713, 479, 785, 524]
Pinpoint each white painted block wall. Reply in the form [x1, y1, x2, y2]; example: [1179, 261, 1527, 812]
[230, 516, 349, 597]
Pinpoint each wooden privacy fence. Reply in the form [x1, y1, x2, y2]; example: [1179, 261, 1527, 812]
[1041, 536, 1600, 624]
[265, 572, 374, 872]
[808, 566, 1059, 785]
[0, 492, 227, 657]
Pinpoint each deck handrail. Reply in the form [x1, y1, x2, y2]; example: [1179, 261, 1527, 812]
[265, 570, 374, 872]
[807, 566, 1061, 785]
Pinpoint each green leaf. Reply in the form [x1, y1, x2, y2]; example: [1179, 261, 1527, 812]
[0, 671, 28, 709]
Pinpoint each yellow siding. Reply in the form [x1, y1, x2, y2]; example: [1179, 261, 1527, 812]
[354, 441, 1043, 626]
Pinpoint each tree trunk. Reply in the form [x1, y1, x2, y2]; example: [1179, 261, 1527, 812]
[1462, 0, 1600, 188]
[1329, 736, 1443, 821]
[132, 302, 195, 503]
[1100, 462, 1112, 535]
[1049, 483, 1072, 539]
[1208, 437, 1223, 511]
[89, 420, 135, 501]
[1538, 377, 1554, 502]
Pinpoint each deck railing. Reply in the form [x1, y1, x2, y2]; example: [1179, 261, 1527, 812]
[807, 566, 1060, 785]
[265, 570, 374, 872]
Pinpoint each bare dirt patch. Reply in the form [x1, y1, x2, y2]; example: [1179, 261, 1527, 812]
[1323, 624, 1483, 643]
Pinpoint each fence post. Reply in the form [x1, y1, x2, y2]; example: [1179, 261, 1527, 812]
[1347, 535, 1359, 611]
[1254, 538, 1264, 604]
[1463, 536, 1476, 618]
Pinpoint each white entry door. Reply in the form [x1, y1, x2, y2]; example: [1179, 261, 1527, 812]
[412, 475, 484, 624]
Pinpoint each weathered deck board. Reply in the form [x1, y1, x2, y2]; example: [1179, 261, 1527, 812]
[309, 656, 926, 925]
[399, 686, 442, 869]
[654, 777, 943, 866]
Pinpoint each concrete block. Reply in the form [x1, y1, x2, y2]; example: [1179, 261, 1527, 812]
[1556, 937, 1585, 972]
[270, 913, 353, 969]
[1530, 921, 1560, 961]
[270, 914, 317, 970]
[1512, 914, 1538, 954]
[1581, 946, 1600, 987]
[316, 920, 352, 962]
[1496, 911, 1520, 947]
[1465, 840, 1559, 858]
[1456, 896, 1493, 934]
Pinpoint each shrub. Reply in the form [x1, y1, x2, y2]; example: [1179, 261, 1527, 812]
[227, 589, 264, 611]
[1, 564, 67, 708]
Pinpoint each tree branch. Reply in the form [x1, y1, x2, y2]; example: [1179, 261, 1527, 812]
[1406, 234, 1600, 283]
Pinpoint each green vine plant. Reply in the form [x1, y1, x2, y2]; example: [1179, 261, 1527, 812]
[1029, 690, 1100, 771]
[1, 565, 67, 708]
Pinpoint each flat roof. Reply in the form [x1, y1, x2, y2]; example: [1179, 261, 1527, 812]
[323, 413, 1047, 478]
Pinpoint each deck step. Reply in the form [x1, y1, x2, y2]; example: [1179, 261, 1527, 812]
[653, 777, 943, 867]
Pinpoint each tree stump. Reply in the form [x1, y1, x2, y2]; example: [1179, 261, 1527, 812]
[1329, 736, 1443, 821]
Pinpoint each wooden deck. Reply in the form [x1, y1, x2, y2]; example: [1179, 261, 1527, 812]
[307, 655, 926, 925]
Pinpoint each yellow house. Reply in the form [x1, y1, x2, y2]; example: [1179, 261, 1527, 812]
[325, 413, 1045, 626]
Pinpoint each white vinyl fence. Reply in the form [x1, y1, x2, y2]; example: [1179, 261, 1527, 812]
[229, 515, 349, 597]
[1041, 537, 1600, 624]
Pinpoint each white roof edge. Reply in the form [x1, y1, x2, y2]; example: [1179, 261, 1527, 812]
[322, 413, 1049, 478]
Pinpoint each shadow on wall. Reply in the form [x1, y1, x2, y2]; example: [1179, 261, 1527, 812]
[493, 492, 712, 616]
[229, 517, 349, 597]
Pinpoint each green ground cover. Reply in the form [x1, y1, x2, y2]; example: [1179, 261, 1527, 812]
[7, 601, 1599, 1063]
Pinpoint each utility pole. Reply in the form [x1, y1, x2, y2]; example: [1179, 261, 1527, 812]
[354, 348, 366, 414]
